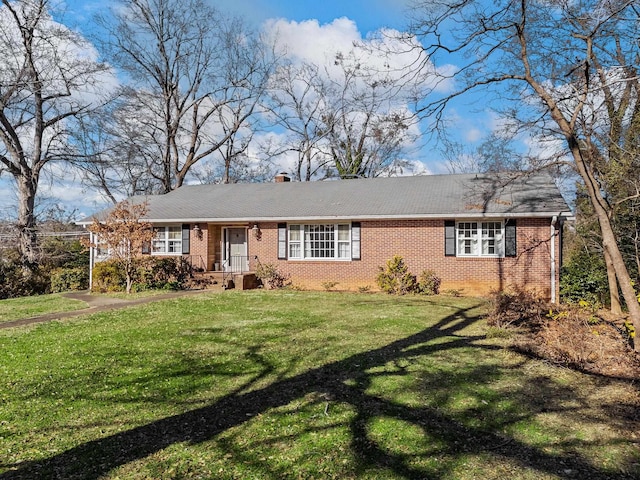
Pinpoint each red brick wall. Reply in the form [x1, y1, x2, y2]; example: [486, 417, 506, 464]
[206, 225, 222, 270]
[247, 218, 561, 299]
[187, 223, 209, 269]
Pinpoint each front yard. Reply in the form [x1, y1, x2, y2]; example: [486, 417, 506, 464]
[0, 291, 638, 479]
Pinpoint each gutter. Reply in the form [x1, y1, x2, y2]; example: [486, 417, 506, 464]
[79, 211, 574, 225]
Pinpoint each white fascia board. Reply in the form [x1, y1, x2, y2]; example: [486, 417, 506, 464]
[140, 211, 573, 223]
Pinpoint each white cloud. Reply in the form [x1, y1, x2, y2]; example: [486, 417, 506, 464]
[395, 159, 432, 176]
[464, 128, 483, 143]
[266, 17, 361, 65]
[264, 18, 454, 95]
[46, 182, 106, 205]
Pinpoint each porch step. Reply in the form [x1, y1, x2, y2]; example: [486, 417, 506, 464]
[224, 272, 260, 291]
[189, 271, 225, 290]
[190, 271, 260, 291]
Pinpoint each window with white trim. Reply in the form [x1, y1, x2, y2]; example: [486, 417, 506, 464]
[456, 221, 504, 257]
[93, 235, 112, 259]
[289, 224, 302, 258]
[92, 233, 132, 259]
[152, 226, 182, 254]
[287, 223, 353, 260]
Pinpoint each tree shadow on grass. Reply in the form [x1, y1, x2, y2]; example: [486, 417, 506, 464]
[1, 305, 638, 479]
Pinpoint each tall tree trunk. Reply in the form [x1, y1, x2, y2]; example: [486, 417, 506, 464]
[634, 228, 640, 282]
[604, 249, 622, 315]
[16, 174, 39, 272]
[305, 149, 312, 182]
[571, 145, 640, 351]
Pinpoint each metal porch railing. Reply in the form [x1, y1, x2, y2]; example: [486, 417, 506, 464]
[222, 255, 259, 288]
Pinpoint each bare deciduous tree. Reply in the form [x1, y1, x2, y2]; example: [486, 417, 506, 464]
[264, 37, 430, 180]
[408, 0, 640, 349]
[94, 0, 273, 194]
[263, 62, 333, 181]
[0, 0, 111, 271]
[443, 133, 527, 174]
[75, 97, 160, 204]
[324, 52, 417, 178]
[213, 19, 278, 184]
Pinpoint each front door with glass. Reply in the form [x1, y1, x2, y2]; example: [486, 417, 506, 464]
[224, 228, 248, 272]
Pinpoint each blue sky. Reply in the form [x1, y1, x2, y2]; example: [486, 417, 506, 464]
[60, 0, 413, 34]
[215, 0, 413, 32]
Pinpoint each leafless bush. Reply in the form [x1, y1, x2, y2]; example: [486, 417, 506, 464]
[486, 288, 548, 328]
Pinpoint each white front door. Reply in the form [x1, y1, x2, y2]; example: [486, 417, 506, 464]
[225, 228, 248, 272]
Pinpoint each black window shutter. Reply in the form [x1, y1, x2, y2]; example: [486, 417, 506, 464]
[505, 219, 516, 257]
[351, 222, 361, 260]
[182, 224, 190, 254]
[445, 220, 456, 256]
[277, 223, 287, 259]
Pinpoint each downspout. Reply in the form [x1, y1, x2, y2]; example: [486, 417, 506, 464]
[88, 230, 94, 291]
[550, 216, 558, 303]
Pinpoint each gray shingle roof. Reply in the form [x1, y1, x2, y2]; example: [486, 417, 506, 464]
[81, 172, 571, 223]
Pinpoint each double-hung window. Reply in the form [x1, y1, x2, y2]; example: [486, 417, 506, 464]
[287, 223, 354, 260]
[456, 221, 505, 257]
[481, 221, 502, 256]
[152, 226, 182, 254]
[457, 222, 479, 255]
[288, 225, 302, 258]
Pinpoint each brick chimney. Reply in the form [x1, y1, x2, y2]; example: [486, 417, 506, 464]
[274, 172, 291, 183]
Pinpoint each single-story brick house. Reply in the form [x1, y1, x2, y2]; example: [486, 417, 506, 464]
[80, 172, 571, 300]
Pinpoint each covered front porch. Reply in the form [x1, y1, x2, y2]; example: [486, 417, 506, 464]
[184, 222, 260, 276]
[179, 222, 260, 290]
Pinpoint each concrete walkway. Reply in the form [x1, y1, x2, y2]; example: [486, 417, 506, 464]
[0, 289, 213, 330]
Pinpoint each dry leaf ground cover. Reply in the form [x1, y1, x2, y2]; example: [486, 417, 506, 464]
[486, 290, 640, 379]
[0, 291, 638, 479]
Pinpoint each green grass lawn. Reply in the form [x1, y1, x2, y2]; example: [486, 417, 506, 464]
[0, 291, 638, 479]
[0, 293, 87, 323]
